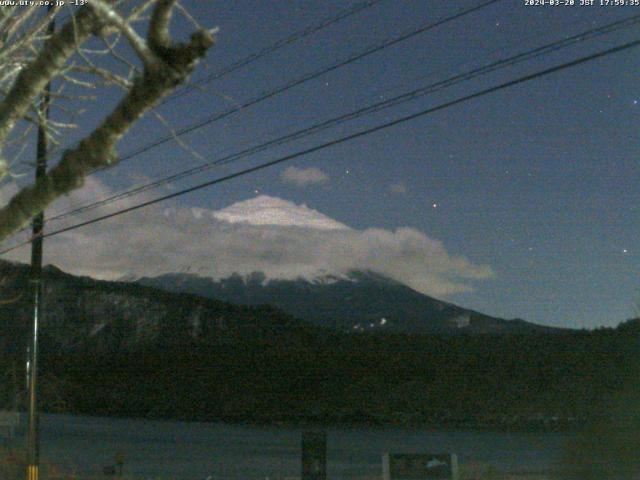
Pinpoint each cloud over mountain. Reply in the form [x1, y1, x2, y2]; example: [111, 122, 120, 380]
[280, 166, 329, 187]
[0, 182, 492, 297]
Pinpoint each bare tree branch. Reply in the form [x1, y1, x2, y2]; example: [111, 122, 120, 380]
[0, 7, 99, 150]
[0, 2, 216, 242]
[89, 0, 157, 66]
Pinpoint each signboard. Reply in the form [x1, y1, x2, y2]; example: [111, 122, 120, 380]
[382, 453, 459, 480]
[301, 430, 327, 480]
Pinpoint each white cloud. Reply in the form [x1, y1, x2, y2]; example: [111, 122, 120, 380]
[0, 182, 493, 297]
[389, 182, 407, 195]
[280, 166, 329, 187]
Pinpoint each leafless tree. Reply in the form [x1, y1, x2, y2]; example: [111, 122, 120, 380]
[0, 0, 215, 242]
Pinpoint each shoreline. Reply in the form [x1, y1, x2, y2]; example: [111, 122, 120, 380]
[21, 408, 583, 434]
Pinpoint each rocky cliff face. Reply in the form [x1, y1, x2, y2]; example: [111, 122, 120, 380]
[0, 260, 308, 355]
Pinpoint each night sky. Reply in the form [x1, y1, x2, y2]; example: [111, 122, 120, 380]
[1, 0, 638, 329]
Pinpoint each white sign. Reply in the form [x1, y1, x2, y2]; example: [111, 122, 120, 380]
[382, 453, 459, 480]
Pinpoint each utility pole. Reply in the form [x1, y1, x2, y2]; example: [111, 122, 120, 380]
[26, 7, 55, 480]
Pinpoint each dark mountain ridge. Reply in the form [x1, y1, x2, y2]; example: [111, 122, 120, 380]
[137, 270, 565, 335]
[0, 259, 313, 356]
[0, 259, 637, 432]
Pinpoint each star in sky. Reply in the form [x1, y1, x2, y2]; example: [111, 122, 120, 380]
[33, 0, 637, 330]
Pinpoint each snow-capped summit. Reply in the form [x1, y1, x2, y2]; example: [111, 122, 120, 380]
[212, 195, 349, 230]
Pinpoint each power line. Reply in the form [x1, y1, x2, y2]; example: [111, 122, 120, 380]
[44, 13, 640, 223]
[1, 36, 637, 255]
[25, 0, 386, 174]
[2, 0, 508, 242]
[16, 0, 506, 226]
[165, 0, 387, 104]
[90, 0, 505, 175]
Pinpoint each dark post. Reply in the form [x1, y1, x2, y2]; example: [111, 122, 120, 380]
[301, 430, 327, 480]
[26, 7, 55, 480]
[115, 451, 125, 476]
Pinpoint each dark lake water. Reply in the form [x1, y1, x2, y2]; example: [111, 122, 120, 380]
[15, 414, 574, 479]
